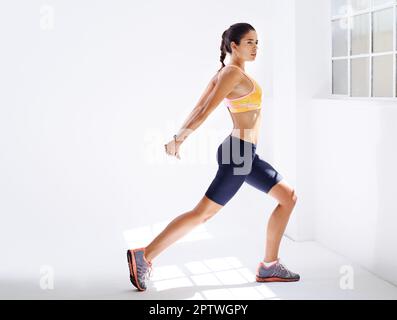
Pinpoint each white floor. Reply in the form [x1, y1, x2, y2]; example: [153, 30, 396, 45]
[1, 227, 397, 300]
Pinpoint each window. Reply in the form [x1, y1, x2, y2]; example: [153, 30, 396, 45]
[331, 0, 397, 98]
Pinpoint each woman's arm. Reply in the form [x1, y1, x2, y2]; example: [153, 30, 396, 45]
[174, 67, 241, 144]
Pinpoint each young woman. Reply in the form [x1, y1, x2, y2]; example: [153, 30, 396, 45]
[127, 23, 300, 291]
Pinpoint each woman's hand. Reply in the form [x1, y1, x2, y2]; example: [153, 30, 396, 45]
[164, 137, 182, 160]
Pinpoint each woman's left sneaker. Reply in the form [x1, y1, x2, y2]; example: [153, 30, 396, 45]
[127, 247, 153, 291]
[256, 258, 300, 282]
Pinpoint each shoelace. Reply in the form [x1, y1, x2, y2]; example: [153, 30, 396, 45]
[278, 263, 292, 277]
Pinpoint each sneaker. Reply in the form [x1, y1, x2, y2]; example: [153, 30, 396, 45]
[256, 258, 300, 282]
[127, 247, 153, 291]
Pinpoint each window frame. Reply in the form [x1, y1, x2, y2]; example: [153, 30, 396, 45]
[331, 0, 397, 100]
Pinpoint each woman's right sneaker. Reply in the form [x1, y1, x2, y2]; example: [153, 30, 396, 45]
[256, 258, 300, 282]
[127, 247, 153, 291]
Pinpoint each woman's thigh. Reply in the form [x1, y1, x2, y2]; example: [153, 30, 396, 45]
[204, 165, 247, 206]
[244, 153, 284, 194]
[204, 135, 256, 206]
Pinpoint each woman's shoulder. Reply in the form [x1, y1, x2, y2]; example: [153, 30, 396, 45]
[217, 64, 243, 74]
[215, 65, 243, 83]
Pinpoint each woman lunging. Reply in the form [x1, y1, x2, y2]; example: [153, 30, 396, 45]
[127, 23, 300, 291]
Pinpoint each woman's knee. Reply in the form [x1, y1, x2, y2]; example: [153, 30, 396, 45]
[193, 195, 224, 222]
[269, 181, 298, 209]
[280, 189, 297, 211]
[193, 207, 220, 223]
[288, 189, 298, 208]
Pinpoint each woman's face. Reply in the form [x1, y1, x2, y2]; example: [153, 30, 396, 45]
[231, 30, 258, 61]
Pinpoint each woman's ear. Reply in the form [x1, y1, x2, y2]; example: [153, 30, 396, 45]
[229, 41, 234, 51]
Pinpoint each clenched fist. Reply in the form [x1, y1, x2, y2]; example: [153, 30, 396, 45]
[164, 136, 182, 160]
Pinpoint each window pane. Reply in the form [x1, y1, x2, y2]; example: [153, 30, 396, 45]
[332, 59, 348, 94]
[372, 54, 393, 97]
[332, 19, 348, 56]
[372, 8, 393, 53]
[351, 14, 370, 55]
[351, 0, 370, 12]
[372, 0, 395, 7]
[351, 57, 369, 96]
[332, 0, 348, 16]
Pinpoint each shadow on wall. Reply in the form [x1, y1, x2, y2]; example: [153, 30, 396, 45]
[374, 105, 397, 286]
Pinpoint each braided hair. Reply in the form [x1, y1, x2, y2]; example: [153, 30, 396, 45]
[218, 23, 255, 73]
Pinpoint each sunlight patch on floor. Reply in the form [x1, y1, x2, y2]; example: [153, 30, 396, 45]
[153, 276, 194, 291]
[151, 265, 186, 281]
[147, 256, 277, 299]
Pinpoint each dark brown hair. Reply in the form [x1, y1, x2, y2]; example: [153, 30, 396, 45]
[218, 23, 255, 72]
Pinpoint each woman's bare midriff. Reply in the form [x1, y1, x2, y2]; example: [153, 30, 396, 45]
[228, 108, 261, 145]
[215, 67, 262, 145]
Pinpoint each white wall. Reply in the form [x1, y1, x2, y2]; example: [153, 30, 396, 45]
[271, 0, 397, 285]
[310, 98, 397, 286]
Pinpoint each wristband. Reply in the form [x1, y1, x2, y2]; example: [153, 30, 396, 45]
[173, 135, 177, 155]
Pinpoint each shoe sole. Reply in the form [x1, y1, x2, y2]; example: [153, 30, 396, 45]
[127, 249, 146, 291]
[256, 276, 300, 282]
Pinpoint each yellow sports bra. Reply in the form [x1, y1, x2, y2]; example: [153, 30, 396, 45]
[223, 65, 262, 113]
